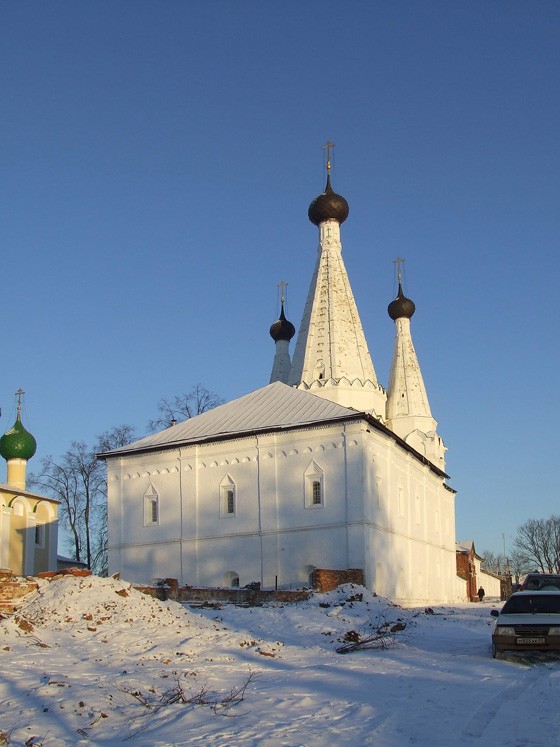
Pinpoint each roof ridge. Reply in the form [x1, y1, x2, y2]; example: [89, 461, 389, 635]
[99, 382, 358, 457]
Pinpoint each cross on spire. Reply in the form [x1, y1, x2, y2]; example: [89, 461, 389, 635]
[393, 257, 406, 284]
[321, 140, 336, 174]
[277, 281, 288, 305]
[15, 388, 25, 416]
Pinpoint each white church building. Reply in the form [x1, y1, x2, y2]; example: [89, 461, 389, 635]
[102, 153, 461, 605]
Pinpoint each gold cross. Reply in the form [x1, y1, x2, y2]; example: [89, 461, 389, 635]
[321, 141, 335, 174]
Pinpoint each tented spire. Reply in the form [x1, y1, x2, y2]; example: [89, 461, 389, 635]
[386, 273, 446, 468]
[269, 283, 295, 384]
[289, 148, 386, 418]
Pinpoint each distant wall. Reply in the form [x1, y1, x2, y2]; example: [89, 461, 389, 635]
[479, 569, 502, 600]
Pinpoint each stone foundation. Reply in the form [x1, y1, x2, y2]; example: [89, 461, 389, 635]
[134, 580, 311, 606]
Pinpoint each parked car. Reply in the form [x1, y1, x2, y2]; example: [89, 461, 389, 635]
[519, 573, 560, 591]
[491, 590, 560, 658]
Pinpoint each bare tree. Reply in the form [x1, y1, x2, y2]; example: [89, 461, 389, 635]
[29, 441, 106, 571]
[148, 384, 224, 432]
[513, 515, 560, 573]
[92, 425, 138, 574]
[29, 425, 136, 575]
[509, 548, 533, 583]
[97, 424, 137, 454]
[480, 550, 509, 575]
[29, 383, 222, 575]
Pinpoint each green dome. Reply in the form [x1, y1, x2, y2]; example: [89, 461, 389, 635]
[0, 415, 37, 461]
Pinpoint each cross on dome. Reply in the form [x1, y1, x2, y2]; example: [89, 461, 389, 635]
[308, 141, 349, 226]
[15, 387, 25, 417]
[321, 140, 336, 174]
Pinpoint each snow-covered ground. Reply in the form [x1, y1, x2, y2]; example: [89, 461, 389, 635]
[1, 576, 559, 747]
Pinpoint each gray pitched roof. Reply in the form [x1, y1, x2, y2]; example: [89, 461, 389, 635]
[456, 540, 483, 560]
[100, 381, 360, 458]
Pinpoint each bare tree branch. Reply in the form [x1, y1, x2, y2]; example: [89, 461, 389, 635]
[28, 426, 136, 574]
[28, 383, 221, 575]
[148, 384, 224, 432]
[513, 515, 560, 573]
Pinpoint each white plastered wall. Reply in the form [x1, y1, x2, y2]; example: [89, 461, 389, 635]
[107, 419, 457, 604]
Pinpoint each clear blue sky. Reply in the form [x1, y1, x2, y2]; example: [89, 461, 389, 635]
[3, 1, 559, 558]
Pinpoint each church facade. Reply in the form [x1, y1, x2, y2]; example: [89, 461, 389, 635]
[0, 396, 58, 576]
[102, 153, 462, 604]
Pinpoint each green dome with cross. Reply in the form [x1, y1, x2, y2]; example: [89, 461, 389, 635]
[0, 415, 37, 461]
[0, 389, 37, 462]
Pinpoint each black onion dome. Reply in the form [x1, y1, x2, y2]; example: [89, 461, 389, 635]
[270, 305, 296, 342]
[308, 174, 349, 226]
[388, 283, 416, 320]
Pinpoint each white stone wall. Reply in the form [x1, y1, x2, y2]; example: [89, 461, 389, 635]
[107, 419, 457, 604]
[360, 428, 456, 605]
[479, 570, 502, 600]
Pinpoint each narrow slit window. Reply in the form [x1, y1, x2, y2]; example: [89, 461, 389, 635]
[227, 490, 235, 514]
[312, 480, 321, 505]
[35, 523, 44, 547]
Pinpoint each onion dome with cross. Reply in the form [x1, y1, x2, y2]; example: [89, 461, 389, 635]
[269, 304, 296, 342]
[0, 389, 37, 461]
[308, 141, 349, 226]
[388, 282, 416, 320]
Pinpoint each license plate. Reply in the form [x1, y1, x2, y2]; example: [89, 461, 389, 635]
[517, 637, 546, 645]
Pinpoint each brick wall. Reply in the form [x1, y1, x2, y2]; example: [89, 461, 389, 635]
[134, 569, 365, 604]
[134, 580, 311, 606]
[456, 552, 476, 601]
[312, 568, 365, 592]
[456, 553, 470, 581]
[0, 569, 38, 614]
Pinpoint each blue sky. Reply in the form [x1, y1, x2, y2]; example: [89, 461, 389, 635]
[2, 1, 559, 558]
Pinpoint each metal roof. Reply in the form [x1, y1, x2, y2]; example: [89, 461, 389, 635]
[99, 381, 360, 458]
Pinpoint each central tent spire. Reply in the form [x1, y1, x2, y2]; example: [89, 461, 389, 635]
[288, 145, 386, 418]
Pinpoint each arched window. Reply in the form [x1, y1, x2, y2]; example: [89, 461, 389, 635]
[304, 564, 316, 588]
[220, 475, 236, 518]
[143, 484, 159, 526]
[224, 571, 240, 588]
[304, 461, 324, 509]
